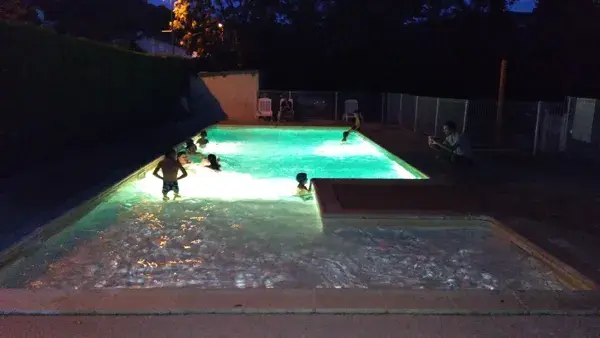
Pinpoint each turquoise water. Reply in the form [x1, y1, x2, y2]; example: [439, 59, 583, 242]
[0, 127, 561, 290]
[203, 126, 425, 180]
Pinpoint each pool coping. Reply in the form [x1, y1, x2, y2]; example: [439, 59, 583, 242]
[0, 288, 599, 316]
[312, 179, 599, 292]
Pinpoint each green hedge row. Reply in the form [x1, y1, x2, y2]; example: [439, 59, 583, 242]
[0, 20, 192, 150]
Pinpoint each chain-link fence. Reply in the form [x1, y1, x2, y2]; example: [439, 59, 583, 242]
[259, 90, 599, 159]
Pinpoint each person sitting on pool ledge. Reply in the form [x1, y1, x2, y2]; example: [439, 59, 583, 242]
[204, 154, 221, 171]
[153, 149, 188, 201]
[428, 120, 472, 165]
[295, 173, 313, 199]
[341, 111, 361, 142]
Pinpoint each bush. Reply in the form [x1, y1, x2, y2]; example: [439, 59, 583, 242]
[0, 20, 192, 155]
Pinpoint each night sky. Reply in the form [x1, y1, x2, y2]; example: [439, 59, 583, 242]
[148, 0, 536, 12]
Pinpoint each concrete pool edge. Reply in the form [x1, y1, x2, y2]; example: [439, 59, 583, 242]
[0, 136, 199, 275]
[0, 289, 599, 316]
[312, 179, 599, 292]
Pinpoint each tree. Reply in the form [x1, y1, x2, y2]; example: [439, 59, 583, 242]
[0, 0, 36, 21]
[170, 0, 224, 57]
[29, 0, 170, 41]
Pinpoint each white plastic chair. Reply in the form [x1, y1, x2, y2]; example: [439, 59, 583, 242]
[342, 99, 360, 121]
[278, 98, 294, 121]
[256, 98, 273, 119]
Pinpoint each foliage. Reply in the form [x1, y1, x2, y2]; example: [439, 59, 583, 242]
[170, 0, 224, 57]
[0, 0, 37, 21]
[0, 21, 191, 155]
[28, 0, 172, 41]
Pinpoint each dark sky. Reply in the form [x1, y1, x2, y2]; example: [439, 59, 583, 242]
[149, 0, 536, 12]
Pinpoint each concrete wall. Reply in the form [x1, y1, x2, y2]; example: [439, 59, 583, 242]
[198, 70, 259, 123]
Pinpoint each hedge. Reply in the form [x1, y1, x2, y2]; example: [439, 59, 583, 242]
[0, 20, 192, 157]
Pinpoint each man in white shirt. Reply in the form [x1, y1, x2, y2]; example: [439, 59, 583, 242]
[428, 121, 472, 164]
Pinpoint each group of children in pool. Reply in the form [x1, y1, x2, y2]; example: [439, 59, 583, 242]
[152, 130, 221, 201]
[152, 112, 361, 201]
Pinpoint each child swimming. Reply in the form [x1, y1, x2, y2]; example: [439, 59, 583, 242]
[153, 149, 188, 201]
[204, 153, 221, 171]
[185, 139, 197, 154]
[177, 151, 191, 165]
[197, 130, 209, 147]
[295, 172, 312, 199]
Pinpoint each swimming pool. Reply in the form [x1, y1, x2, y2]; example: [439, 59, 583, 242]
[0, 126, 562, 290]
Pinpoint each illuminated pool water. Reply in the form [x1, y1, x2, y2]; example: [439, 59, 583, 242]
[0, 127, 562, 290]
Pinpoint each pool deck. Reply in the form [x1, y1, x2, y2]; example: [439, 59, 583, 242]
[2, 314, 599, 337]
[2, 121, 600, 335]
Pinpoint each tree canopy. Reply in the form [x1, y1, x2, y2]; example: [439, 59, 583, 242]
[10, 0, 600, 99]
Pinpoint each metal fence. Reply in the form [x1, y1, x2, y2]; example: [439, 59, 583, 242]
[259, 90, 600, 159]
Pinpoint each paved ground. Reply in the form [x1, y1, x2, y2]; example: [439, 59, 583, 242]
[1, 314, 599, 337]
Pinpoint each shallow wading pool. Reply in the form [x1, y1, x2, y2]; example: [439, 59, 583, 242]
[0, 127, 564, 290]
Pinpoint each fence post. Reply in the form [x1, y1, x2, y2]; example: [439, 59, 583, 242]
[413, 96, 419, 132]
[462, 100, 469, 133]
[334, 92, 339, 121]
[433, 97, 441, 136]
[380, 93, 386, 123]
[399, 94, 404, 126]
[533, 101, 542, 156]
[558, 96, 571, 152]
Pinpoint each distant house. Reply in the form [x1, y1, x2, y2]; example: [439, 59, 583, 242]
[135, 35, 190, 58]
[33, 8, 57, 28]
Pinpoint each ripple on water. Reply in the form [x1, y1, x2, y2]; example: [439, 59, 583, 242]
[10, 198, 564, 290]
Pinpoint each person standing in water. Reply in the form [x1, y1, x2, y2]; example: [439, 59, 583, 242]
[153, 149, 188, 201]
[295, 172, 313, 200]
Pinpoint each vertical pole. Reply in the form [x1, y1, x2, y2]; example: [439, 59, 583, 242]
[170, 0, 175, 55]
[399, 94, 404, 126]
[558, 96, 571, 152]
[334, 92, 339, 121]
[496, 59, 508, 144]
[288, 91, 291, 100]
[533, 101, 542, 156]
[380, 93, 386, 123]
[462, 100, 469, 134]
[433, 98, 441, 137]
[413, 96, 419, 132]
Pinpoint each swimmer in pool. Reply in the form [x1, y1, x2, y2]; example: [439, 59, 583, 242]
[185, 139, 197, 154]
[341, 111, 361, 142]
[204, 153, 221, 171]
[295, 173, 313, 199]
[341, 131, 350, 142]
[177, 151, 192, 165]
[153, 148, 188, 201]
[197, 130, 209, 147]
